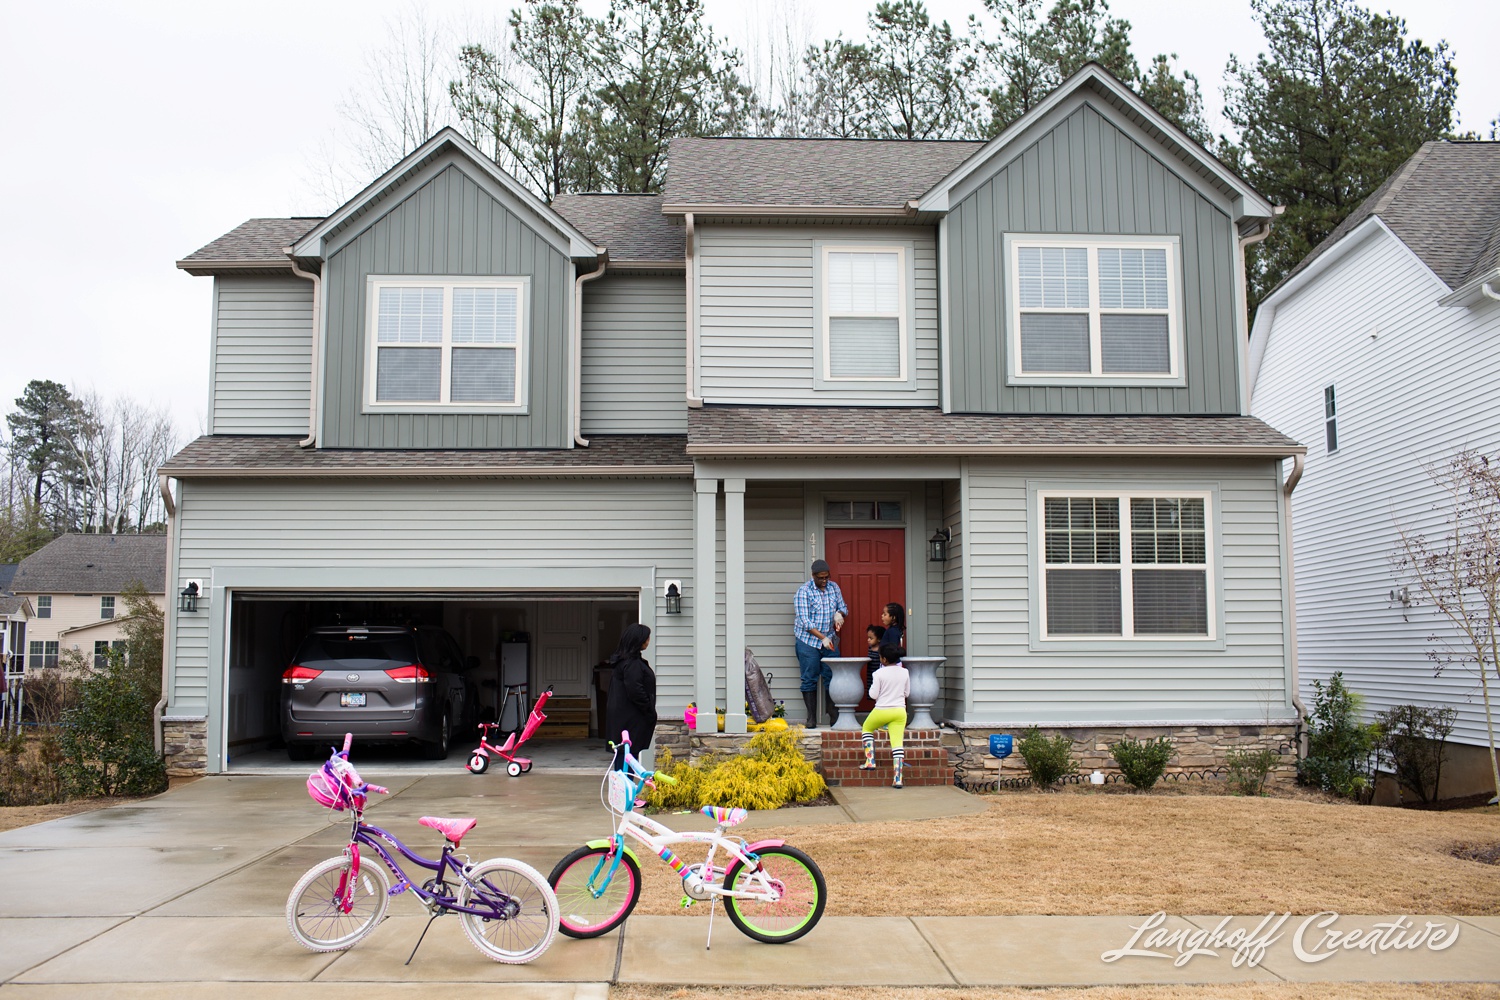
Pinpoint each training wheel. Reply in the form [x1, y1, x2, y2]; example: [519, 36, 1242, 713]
[506, 761, 523, 777]
[467, 753, 489, 774]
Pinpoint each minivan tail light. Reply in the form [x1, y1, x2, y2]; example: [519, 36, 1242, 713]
[384, 665, 431, 683]
[283, 665, 322, 683]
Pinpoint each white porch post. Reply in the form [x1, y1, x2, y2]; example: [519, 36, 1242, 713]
[694, 478, 719, 734]
[723, 478, 747, 734]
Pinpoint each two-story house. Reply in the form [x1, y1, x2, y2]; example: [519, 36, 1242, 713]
[162, 64, 1303, 776]
[1250, 140, 1500, 801]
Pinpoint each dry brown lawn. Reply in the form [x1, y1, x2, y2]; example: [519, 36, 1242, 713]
[630, 791, 1500, 918]
[613, 986, 1500, 1000]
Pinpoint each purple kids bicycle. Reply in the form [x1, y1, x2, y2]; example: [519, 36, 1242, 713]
[286, 734, 559, 964]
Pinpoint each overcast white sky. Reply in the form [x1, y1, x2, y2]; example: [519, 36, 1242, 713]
[1, 0, 1494, 439]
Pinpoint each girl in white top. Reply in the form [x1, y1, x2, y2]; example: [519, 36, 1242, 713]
[860, 644, 910, 788]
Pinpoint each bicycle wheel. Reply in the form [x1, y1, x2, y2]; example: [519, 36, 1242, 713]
[722, 845, 826, 943]
[286, 855, 390, 952]
[457, 858, 559, 964]
[548, 844, 641, 938]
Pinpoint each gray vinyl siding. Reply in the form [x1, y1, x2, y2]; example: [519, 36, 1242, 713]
[581, 274, 687, 434]
[946, 103, 1242, 415]
[963, 458, 1290, 723]
[941, 479, 965, 719]
[697, 225, 940, 405]
[210, 275, 312, 435]
[320, 163, 573, 448]
[169, 477, 694, 715]
[743, 484, 806, 713]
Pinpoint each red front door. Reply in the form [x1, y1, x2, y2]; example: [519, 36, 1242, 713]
[824, 528, 905, 710]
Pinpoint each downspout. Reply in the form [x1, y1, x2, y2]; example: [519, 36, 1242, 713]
[285, 253, 322, 448]
[1282, 453, 1309, 748]
[1483, 282, 1500, 302]
[1237, 208, 1280, 411]
[685, 213, 703, 408]
[153, 474, 177, 755]
[573, 256, 608, 447]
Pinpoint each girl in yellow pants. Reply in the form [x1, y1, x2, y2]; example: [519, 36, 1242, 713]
[860, 644, 910, 788]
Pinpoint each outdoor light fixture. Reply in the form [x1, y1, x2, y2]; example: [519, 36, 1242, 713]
[664, 580, 683, 615]
[178, 581, 200, 613]
[928, 527, 951, 563]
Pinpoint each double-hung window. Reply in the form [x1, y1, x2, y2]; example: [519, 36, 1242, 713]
[365, 277, 528, 411]
[100, 595, 115, 619]
[36, 595, 51, 619]
[818, 245, 909, 384]
[1039, 491, 1212, 639]
[29, 640, 59, 670]
[1008, 236, 1181, 381]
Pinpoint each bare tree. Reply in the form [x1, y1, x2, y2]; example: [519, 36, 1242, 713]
[62, 390, 180, 535]
[1393, 449, 1500, 804]
[739, 0, 817, 135]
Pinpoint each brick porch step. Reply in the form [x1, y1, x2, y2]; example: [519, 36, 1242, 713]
[818, 728, 954, 787]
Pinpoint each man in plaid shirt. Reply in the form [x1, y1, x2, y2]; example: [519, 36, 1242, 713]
[793, 558, 848, 728]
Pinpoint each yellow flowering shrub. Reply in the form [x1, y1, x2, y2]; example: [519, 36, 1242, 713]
[642, 726, 826, 811]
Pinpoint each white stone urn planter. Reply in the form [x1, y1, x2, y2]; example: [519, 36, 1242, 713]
[900, 656, 945, 729]
[824, 657, 867, 731]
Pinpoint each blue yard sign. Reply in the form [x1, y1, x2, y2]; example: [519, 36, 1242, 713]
[989, 734, 1014, 758]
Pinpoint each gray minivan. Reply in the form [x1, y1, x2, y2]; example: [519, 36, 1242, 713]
[281, 625, 473, 760]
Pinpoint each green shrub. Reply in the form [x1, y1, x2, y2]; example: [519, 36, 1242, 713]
[1224, 747, 1280, 796]
[644, 726, 825, 811]
[1375, 704, 1457, 804]
[57, 648, 167, 798]
[1298, 672, 1377, 799]
[1110, 736, 1175, 791]
[1017, 727, 1077, 789]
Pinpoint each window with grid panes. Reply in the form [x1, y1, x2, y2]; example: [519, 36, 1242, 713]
[36, 595, 51, 619]
[1041, 493, 1210, 638]
[29, 641, 59, 669]
[101, 595, 115, 619]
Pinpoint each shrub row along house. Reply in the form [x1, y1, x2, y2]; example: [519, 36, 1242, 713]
[162, 64, 1303, 776]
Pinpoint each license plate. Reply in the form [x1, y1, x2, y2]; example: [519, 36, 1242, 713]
[340, 692, 367, 708]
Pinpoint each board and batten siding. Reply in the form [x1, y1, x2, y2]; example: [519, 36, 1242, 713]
[1251, 227, 1500, 747]
[210, 275, 313, 435]
[962, 459, 1290, 723]
[169, 477, 694, 716]
[946, 103, 1242, 415]
[696, 224, 941, 406]
[320, 161, 574, 449]
[581, 274, 687, 434]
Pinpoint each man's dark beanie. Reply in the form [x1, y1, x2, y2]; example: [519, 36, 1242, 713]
[811, 559, 831, 574]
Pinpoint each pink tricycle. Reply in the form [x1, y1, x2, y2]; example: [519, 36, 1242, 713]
[467, 686, 552, 776]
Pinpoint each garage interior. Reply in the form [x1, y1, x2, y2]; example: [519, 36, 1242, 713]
[225, 592, 639, 767]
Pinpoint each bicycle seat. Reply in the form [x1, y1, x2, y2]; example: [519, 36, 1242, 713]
[702, 805, 748, 827]
[420, 816, 477, 844]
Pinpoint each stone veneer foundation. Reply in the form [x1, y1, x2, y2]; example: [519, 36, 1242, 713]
[162, 717, 208, 776]
[945, 722, 1300, 786]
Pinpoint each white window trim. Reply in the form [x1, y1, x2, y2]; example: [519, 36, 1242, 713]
[100, 595, 115, 619]
[815, 243, 913, 387]
[1035, 488, 1216, 642]
[36, 595, 51, 619]
[1005, 234, 1184, 385]
[363, 275, 531, 414]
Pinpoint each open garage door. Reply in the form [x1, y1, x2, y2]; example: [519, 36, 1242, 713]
[225, 591, 638, 768]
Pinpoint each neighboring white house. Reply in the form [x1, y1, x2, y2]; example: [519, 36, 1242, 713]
[1250, 140, 1500, 799]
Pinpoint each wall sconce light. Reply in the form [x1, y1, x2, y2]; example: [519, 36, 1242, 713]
[928, 527, 951, 563]
[663, 580, 682, 615]
[178, 581, 200, 613]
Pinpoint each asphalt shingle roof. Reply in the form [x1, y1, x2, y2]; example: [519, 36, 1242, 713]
[0, 564, 16, 593]
[0, 595, 27, 617]
[160, 436, 692, 476]
[177, 218, 323, 272]
[551, 194, 683, 264]
[12, 535, 168, 595]
[688, 406, 1303, 456]
[663, 137, 986, 209]
[1279, 141, 1500, 292]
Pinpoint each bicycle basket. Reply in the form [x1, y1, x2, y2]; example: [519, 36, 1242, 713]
[306, 765, 354, 811]
[606, 769, 635, 814]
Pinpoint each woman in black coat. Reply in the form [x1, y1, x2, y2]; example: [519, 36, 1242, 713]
[604, 623, 656, 770]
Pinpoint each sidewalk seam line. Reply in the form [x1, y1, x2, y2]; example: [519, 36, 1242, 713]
[0, 915, 133, 986]
[612, 914, 626, 983]
[910, 916, 961, 986]
[1179, 914, 1286, 982]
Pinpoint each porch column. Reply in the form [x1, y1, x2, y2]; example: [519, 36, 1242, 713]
[694, 477, 719, 734]
[723, 478, 747, 734]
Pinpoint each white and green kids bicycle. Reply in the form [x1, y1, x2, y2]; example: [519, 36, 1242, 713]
[547, 731, 827, 948]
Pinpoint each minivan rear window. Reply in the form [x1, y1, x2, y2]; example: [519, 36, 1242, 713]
[293, 634, 418, 666]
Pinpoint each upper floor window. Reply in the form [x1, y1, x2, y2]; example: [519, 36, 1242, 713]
[36, 595, 51, 619]
[815, 243, 914, 389]
[100, 595, 115, 619]
[1324, 384, 1338, 453]
[364, 277, 529, 413]
[1007, 236, 1182, 383]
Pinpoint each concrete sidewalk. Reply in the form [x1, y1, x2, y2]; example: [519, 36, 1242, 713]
[2, 773, 1495, 995]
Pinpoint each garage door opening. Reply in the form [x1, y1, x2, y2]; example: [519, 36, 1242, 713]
[225, 591, 639, 768]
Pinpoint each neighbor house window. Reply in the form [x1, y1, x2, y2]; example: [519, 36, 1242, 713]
[100, 596, 115, 619]
[1040, 492, 1211, 638]
[36, 595, 51, 619]
[1324, 385, 1338, 453]
[1009, 236, 1180, 380]
[94, 639, 126, 669]
[29, 641, 59, 669]
[365, 277, 528, 411]
[820, 246, 907, 381]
